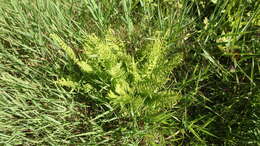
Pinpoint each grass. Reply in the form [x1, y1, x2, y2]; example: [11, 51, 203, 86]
[0, 0, 259, 145]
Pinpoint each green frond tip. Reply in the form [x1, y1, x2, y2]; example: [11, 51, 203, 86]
[159, 91, 180, 107]
[50, 34, 77, 62]
[115, 80, 132, 96]
[77, 61, 93, 73]
[83, 84, 93, 92]
[145, 39, 165, 76]
[108, 90, 132, 104]
[54, 78, 79, 88]
[108, 63, 125, 78]
[108, 80, 132, 104]
[50, 34, 93, 73]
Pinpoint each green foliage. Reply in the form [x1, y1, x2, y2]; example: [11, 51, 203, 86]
[176, 0, 260, 145]
[0, 0, 259, 145]
[51, 30, 183, 120]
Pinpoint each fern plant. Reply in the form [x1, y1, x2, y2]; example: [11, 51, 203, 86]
[50, 30, 183, 125]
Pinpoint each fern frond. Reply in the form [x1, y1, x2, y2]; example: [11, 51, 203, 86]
[51, 34, 93, 73]
[108, 62, 125, 79]
[153, 52, 184, 86]
[114, 79, 132, 96]
[82, 84, 94, 92]
[144, 39, 165, 77]
[157, 90, 180, 108]
[77, 61, 93, 73]
[50, 34, 77, 62]
[130, 58, 141, 82]
[55, 78, 79, 88]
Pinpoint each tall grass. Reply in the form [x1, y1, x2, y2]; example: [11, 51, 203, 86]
[0, 0, 259, 145]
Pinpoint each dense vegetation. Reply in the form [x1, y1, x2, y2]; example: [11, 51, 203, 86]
[0, 0, 259, 145]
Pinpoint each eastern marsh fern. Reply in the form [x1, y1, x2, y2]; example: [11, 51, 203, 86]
[51, 30, 183, 119]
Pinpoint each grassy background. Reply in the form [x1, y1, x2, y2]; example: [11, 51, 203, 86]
[0, 0, 259, 145]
